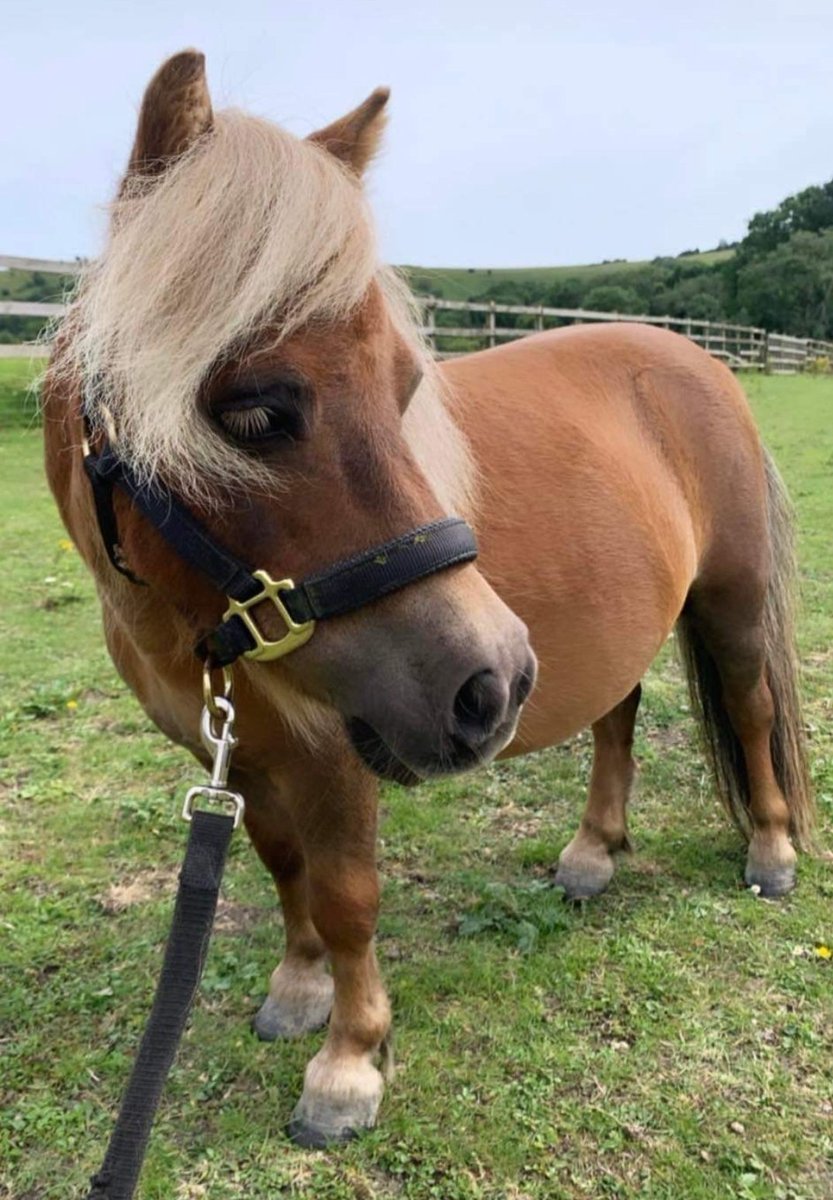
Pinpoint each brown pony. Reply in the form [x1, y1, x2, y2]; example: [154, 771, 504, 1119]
[43, 51, 813, 1147]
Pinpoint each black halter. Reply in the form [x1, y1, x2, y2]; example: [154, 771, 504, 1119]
[83, 434, 478, 668]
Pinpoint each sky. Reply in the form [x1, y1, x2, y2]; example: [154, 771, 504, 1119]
[3, 0, 833, 269]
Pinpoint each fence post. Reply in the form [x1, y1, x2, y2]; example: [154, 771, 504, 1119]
[487, 300, 496, 349]
[536, 305, 544, 333]
[424, 299, 436, 354]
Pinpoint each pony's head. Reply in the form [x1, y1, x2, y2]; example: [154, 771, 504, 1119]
[63, 50, 535, 781]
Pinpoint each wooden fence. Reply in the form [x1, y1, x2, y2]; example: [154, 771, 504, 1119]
[0, 254, 78, 358]
[3, 255, 833, 374]
[421, 298, 833, 374]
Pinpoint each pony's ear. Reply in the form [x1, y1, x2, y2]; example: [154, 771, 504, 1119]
[122, 50, 213, 188]
[308, 87, 390, 176]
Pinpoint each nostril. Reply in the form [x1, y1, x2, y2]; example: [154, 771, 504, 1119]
[515, 666, 534, 707]
[453, 669, 506, 745]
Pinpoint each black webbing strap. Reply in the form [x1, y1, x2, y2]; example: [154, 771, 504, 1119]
[84, 439, 479, 668]
[85, 442, 257, 599]
[82, 450, 146, 586]
[86, 811, 234, 1200]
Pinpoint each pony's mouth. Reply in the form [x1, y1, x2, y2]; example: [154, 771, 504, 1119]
[344, 715, 520, 786]
[345, 718, 424, 786]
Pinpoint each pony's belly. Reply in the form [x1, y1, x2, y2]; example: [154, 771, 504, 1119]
[499, 628, 667, 758]
[499, 609, 674, 757]
[478, 470, 695, 757]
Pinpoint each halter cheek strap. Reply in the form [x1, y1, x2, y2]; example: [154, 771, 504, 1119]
[83, 437, 478, 668]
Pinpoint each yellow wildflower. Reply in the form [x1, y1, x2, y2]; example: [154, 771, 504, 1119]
[58, 538, 75, 553]
[66, 699, 78, 710]
[814, 944, 832, 960]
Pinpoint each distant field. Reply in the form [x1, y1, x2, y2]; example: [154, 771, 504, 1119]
[402, 249, 735, 302]
[0, 265, 74, 304]
[1, 368, 831, 1199]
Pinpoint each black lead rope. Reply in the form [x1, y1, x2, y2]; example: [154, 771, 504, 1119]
[86, 811, 234, 1200]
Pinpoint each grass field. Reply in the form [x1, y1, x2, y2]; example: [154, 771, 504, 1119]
[0, 358, 44, 431]
[1, 366, 831, 1200]
[402, 250, 735, 303]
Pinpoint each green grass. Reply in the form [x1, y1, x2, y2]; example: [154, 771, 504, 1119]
[402, 250, 735, 303]
[1, 370, 832, 1200]
[0, 358, 44, 431]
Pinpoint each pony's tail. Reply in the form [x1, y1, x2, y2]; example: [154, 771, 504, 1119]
[678, 450, 815, 849]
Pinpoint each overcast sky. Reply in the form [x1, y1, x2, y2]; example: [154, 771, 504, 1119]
[3, 0, 832, 268]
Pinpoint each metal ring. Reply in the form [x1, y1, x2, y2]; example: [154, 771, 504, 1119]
[202, 660, 233, 719]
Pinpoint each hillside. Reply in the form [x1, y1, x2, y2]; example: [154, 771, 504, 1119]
[401, 249, 735, 304]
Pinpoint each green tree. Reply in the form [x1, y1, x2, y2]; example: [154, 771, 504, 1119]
[734, 230, 833, 338]
[742, 181, 833, 257]
[582, 285, 641, 313]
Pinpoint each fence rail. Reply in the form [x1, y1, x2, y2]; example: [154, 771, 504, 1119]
[3, 256, 833, 374]
[420, 298, 833, 374]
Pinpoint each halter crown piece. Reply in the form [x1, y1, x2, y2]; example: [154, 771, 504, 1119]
[82, 420, 479, 669]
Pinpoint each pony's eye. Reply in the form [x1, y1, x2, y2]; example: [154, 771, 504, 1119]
[214, 384, 308, 447]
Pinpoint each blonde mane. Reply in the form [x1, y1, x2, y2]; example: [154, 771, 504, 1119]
[55, 107, 475, 516]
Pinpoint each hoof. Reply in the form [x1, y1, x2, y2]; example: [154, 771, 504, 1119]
[554, 854, 615, 900]
[287, 1092, 379, 1149]
[288, 1054, 383, 1148]
[252, 988, 332, 1042]
[744, 863, 796, 898]
[287, 1115, 362, 1149]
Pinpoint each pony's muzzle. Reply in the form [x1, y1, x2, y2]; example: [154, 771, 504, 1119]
[344, 639, 537, 783]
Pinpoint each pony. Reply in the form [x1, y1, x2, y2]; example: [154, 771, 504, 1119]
[43, 50, 813, 1147]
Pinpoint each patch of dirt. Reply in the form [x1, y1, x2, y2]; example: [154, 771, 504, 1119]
[98, 867, 177, 913]
[489, 801, 546, 839]
[98, 872, 270, 935]
[644, 723, 692, 751]
[213, 899, 270, 935]
[627, 858, 663, 876]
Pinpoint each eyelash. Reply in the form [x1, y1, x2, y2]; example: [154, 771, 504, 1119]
[213, 381, 309, 446]
[218, 406, 274, 439]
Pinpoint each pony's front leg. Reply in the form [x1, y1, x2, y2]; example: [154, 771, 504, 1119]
[555, 684, 641, 899]
[242, 785, 334, 1040]
[282, 752, 391, 1147]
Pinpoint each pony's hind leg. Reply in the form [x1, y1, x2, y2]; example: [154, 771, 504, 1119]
[678, 452, 814, 897]
[554, 684, 641, 899]
[242, 783, 334, 1041]
[724, 673, 797, 896]
[680, 600, 799, 897]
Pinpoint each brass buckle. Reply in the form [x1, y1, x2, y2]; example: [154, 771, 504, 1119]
[223, 570, 315, 662]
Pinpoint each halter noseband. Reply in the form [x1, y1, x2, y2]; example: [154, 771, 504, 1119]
[82, 432, 478, 669]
